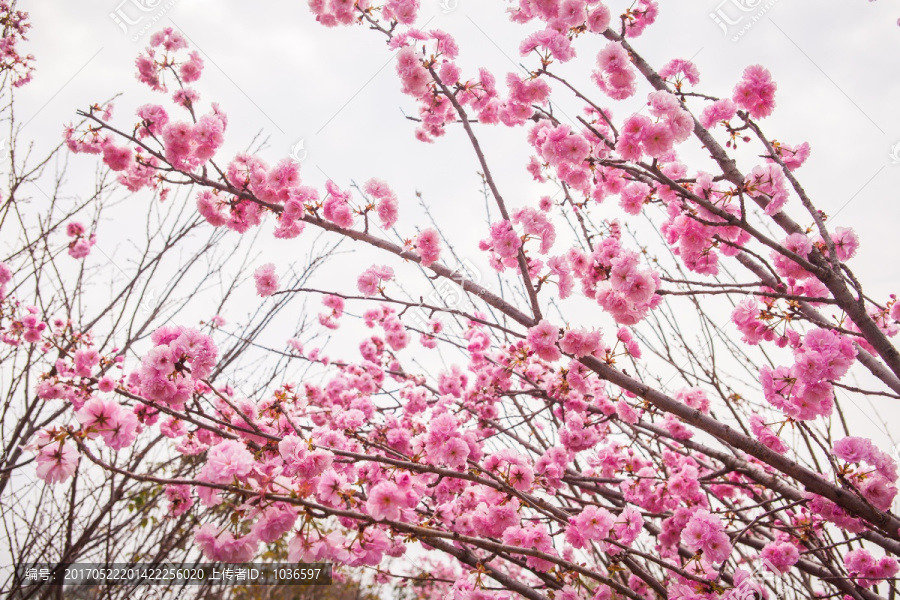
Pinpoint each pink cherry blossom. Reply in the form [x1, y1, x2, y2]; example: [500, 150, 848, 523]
[251, 505, 297, 543]
[845, 548, 900, 588]
[76, 396, 121, 438]
[253, 263, 279, 297]
[35, 439, 78, 484]
[733, 64, 777, 119]
[366, 480, 404, 521]
[200, 440, 254, 484]
[165, 484, 193, 517]
[194, 523, 257, 562]
[592, 41, 637, 100]
[179, 50, 204, 82]
[416, 228, 441, 267]
[699, 98, 736, 129]
[760, 541, 799, 573]
[559, 328, 602, 358]
[527, 319, 561, 362]
[660, 58, 700, 85]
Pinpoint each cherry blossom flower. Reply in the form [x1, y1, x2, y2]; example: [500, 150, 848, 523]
[253, 263, 279, 297]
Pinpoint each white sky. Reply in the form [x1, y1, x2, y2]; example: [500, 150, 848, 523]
[17, 0, 900, 286]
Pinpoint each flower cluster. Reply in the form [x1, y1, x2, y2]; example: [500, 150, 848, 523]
[65, 221, 96, 259]
[733, 65, 777, 120]
[76, 396, 138, 451]
[844, 548, 900, 588]
[29, 431, 78, 484]
[135, 326, 218, 411]
[832, 436, 898, 511]
[616, 91, 693, 162]
[0, 261, 11, 300]
[479, 219, 523, 271]
[364, 178, 399, 229]
[759, 540, 799, 573]
[135, 28, 205, 93]
[529, 122, 595, 192]
[253, 263, 279, 297]
[680, 508, 731, 564]
[0, 2, 34, 87]
[592, 41, 637, 100]
[318, 294, 345, 330]
[357, 265, 394, 297]
[415, 228, 441, 267]
[760, 327, 856, 421]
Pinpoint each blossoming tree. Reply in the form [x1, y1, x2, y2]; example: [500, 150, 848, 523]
[7, 1, 900, 599]
[0, 3, 370, 597]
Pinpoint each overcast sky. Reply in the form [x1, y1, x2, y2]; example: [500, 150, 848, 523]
[17, 0, 900, 285]
[11, 0, 900, 461]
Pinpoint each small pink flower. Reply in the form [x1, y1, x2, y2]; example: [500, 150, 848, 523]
[833, 437, 873, 463]
[76, 397, 121, 438]
[860, 476, 897, 511]
[35, 440, 79, 484]
[732, 64, 777, 119]
[760, 541, 799, 573]
[68, 236, 96, 259]
[416, 228, 441, 267]
[366, 480, 403, 522]
[527, 319, 561, 362]
[251, 505, 297, 543]
[201, 440, 254, 483]
[165, 484, 193, 517]
[103, 409, 139, 450]
[317, 470, 347, 506]
[357, 265, 394, 296]
[97, 376, 116, 393]
[194, 523, 257, 562]
[179, 50, 204, 82]
[253, 263, 279, 297]
[829, 227, 859, 262]
[101, 139, 133, 172]
[587, 5, 611, 32]
[66, 221, 85, 238]
[558, 328, 602, 357]
[699, 99, 736, 129]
